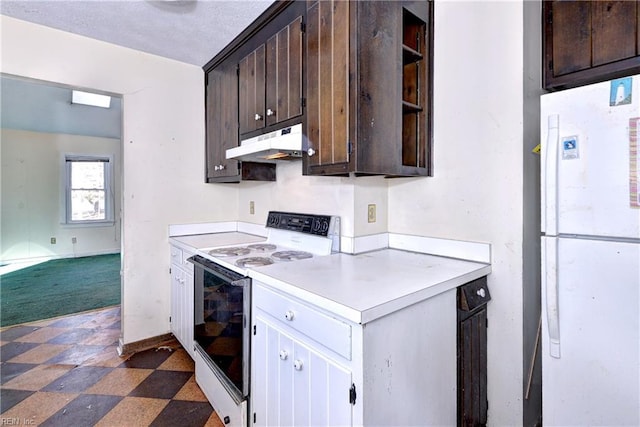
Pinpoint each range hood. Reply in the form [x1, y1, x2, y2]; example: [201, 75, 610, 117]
[226, 123, 303, 162]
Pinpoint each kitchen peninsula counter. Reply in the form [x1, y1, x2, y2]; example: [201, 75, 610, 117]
[169, 223, 491, 426]
[169, 222, 491, 325]
[250, 248, 490, 324]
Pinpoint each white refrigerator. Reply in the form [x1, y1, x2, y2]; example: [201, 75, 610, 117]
[541, 75, 640, 426]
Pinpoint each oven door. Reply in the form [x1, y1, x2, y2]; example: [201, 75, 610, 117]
[188, 254, 250, 402]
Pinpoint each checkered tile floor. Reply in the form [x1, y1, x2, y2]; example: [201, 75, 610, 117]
[0, 306, 223, 426]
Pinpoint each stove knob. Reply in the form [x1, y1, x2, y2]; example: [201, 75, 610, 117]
[284, 310, 295, 321]
[279, 350, 288, 361]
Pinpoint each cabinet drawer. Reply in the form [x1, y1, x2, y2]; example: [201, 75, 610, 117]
[170, 245, 194, 273]
[181, 250, 194, 273]
[170, 245, 182, 264]
[255, 284, 352, 360]
[458, 276, 490, 312]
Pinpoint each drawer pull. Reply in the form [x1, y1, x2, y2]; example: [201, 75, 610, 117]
[293, 359, 303, 371]
[279, 350, 288, 361]
[476, 288, 486, 298]
[284, 310, 295, 321]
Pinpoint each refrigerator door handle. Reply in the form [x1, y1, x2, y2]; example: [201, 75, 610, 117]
[543, 237, 561, 358]
[543, 114, 559, 235]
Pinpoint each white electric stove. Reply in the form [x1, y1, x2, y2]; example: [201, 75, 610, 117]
[187, 211, 340, 427]
[199, 211, 340, 273]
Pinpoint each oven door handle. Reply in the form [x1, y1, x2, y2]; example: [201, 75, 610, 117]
[187, 254, 244, 283]
[231, 279, 248, 287]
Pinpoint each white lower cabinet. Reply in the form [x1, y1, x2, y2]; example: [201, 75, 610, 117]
[252, 312, 353, 427]
[251, 280, 457, 427]
[169, 245, 194, 358]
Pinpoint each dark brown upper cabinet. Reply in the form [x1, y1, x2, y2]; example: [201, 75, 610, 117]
[205, 61, 240, 182]
[205, 56, 276, 183]
[239, 45, 266, 135]
[266, 17, 303, 127]
[204, 1, 304, 183]
[239, 16, 303, 135]
[304, 0, 433, 177]
[544, 0, 640, 90]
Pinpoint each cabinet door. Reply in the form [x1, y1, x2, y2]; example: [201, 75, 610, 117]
[206, 63, 239, 181]
[305, 0, 351, 174]
[265, 16, 304, 127]
[183, 270, 194, 357]
[170, 263, 181, 338]
[544, 1, 640, 90]
[239, 45, 266, 134]
[457, 308, 488, 427]
[252, 313, 352, 427]
[170, 264, 195, 358]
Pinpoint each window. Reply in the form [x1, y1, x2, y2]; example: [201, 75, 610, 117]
[64, 155, 113, 224]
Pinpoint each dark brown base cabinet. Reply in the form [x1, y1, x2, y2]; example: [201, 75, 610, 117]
[457, 277, 491, 427]
[304, 0, 433, 177]
[544, 0, 640, 91]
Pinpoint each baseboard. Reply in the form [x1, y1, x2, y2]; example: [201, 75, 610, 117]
[1, 250, 120, 265]
[117, 333, 176, 357]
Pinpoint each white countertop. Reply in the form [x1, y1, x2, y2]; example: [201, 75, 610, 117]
[250, 249, 490, 324]
[170, 232, 266, 252]
[169, 223, 491, 325]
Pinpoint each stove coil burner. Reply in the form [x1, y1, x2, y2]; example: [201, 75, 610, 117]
[247, 243, 277, 252]
[235, 257, 274, 268]
[208, 247, 251, 257]
[271, 250, 313, 261]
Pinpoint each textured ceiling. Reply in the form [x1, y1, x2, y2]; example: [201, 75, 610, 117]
[0, 0, 273, 66]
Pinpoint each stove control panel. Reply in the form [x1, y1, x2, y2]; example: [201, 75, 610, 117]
[266, 211, 336, 237]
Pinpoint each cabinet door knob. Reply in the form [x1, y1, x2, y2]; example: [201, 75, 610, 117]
[266, 108, 275, 117]
[279, 350, 288, 361]
[219, 164, 226, 171]
[293, 359, 303, 371]
[255, 113, 263, 121]
[214, 165, 219, 171]
[284, 310, 295, 321]
[476, 288, 486, 298]
[307, 148, 316, 157]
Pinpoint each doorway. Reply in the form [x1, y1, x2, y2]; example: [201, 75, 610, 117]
[0, 74, 123, 326]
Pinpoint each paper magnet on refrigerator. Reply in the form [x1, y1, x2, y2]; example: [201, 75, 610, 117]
[561, 136, 579, 160]
[610, 77, 632, 106]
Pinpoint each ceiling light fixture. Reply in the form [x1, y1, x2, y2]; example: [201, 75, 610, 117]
[71, 90, 111, 108]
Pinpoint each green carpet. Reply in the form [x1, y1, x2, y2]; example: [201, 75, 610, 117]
[0, 254, 121, 327]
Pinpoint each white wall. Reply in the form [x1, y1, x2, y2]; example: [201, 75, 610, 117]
[0, 16, 239, 344]
[1, 129, 121, 261]
[236, 161, 389, 238]
[388, 2, 526, 425]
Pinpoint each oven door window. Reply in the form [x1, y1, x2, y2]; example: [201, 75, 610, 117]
[193, 260, 248, 397]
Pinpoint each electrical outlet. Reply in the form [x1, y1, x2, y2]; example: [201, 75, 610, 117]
[249, 201, 255, 215]
[72, 237, 77, 244]
[367, 204, 376, 223]
[50, 237, 56, 244]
